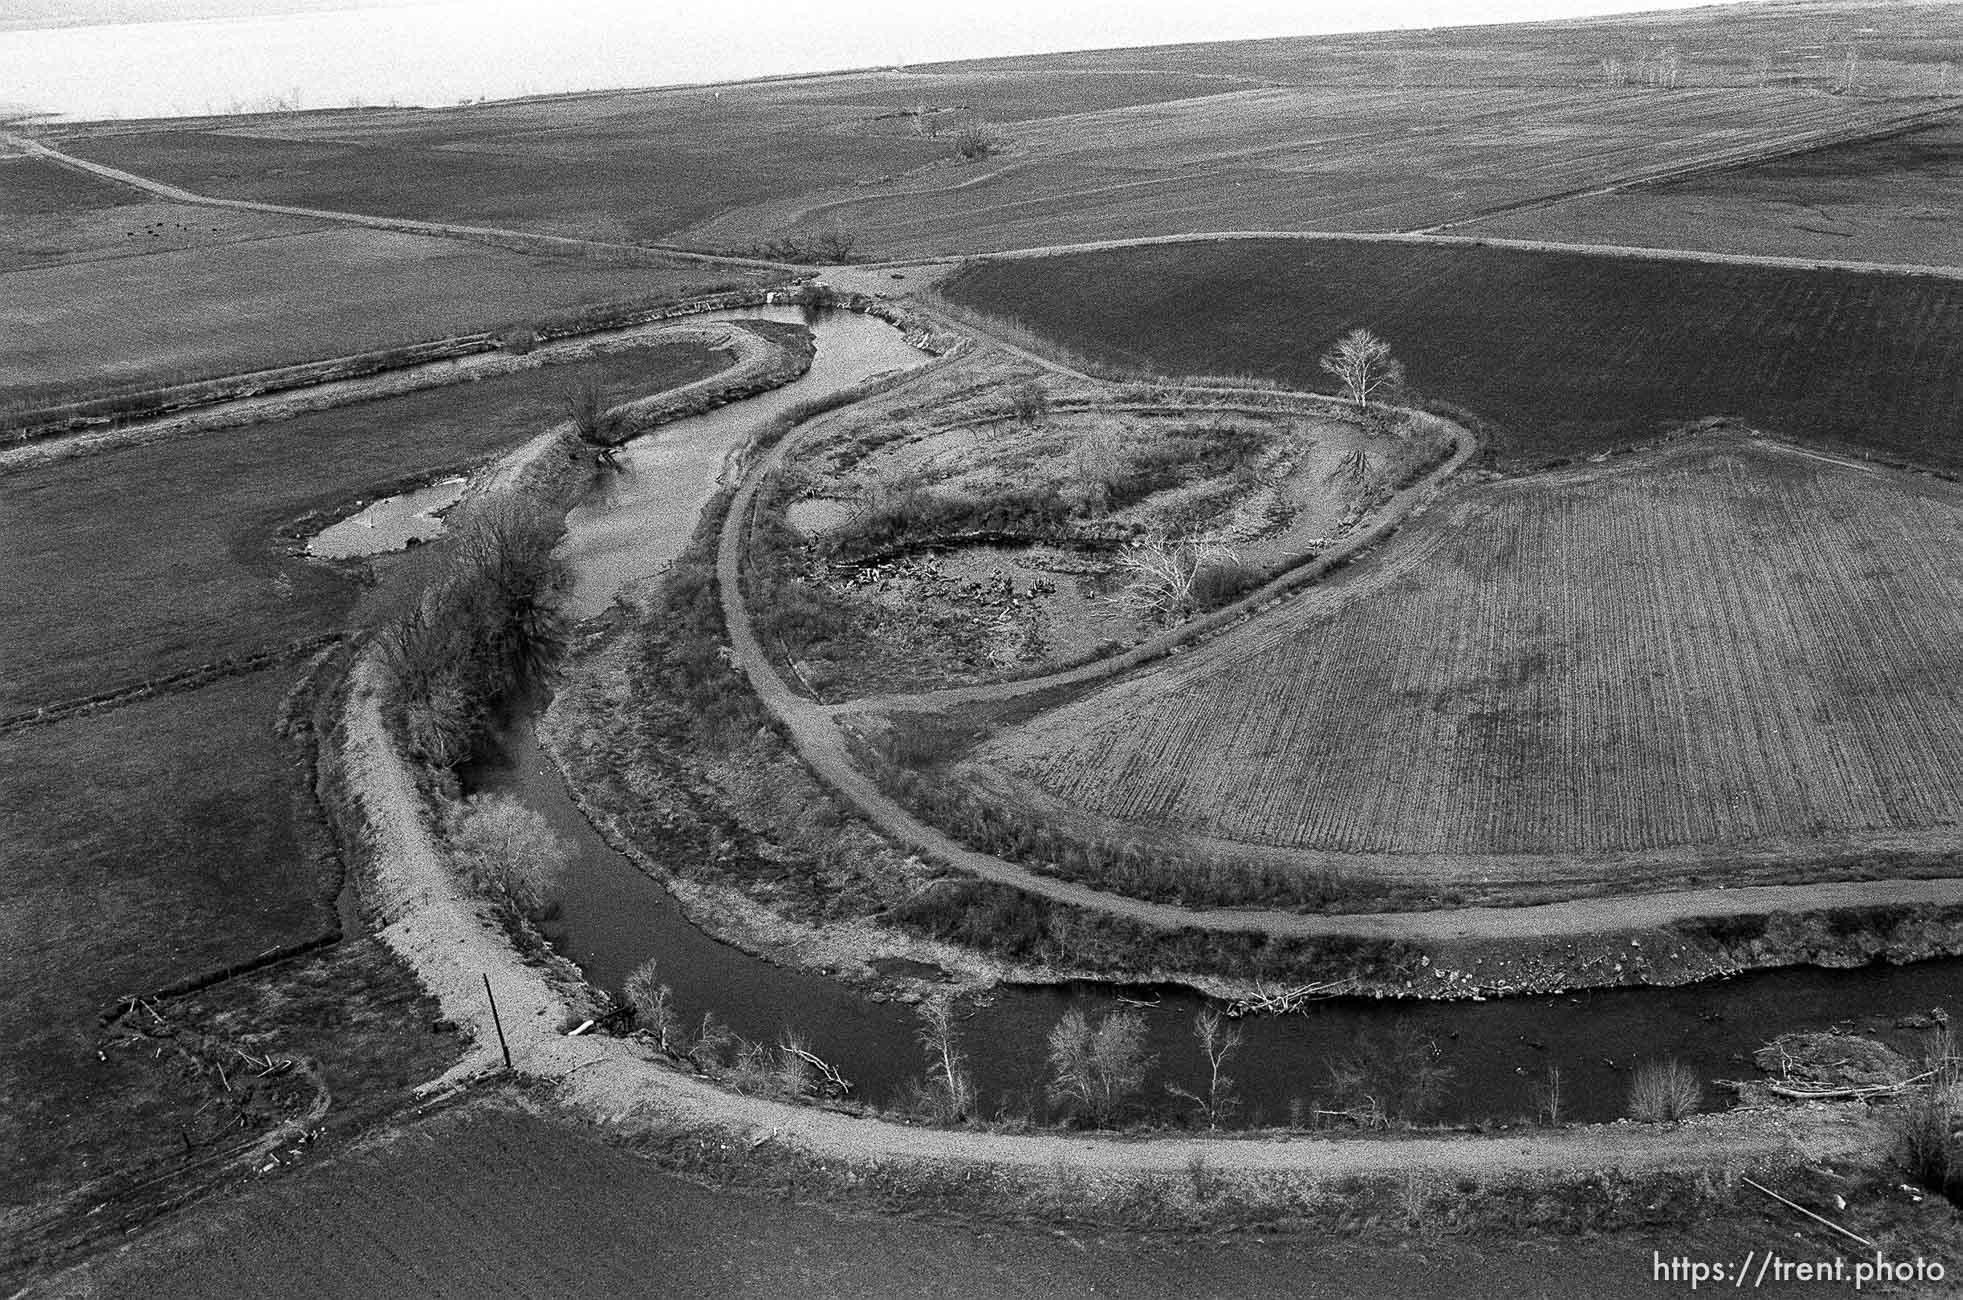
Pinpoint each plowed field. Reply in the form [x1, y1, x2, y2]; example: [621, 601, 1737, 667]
[938, 237, 1963, 469]
[970, 439, 1963, 882]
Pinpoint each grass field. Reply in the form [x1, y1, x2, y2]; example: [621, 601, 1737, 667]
[58, 3, 1956, 259]
[0, 153, 140, 214]
[0, 223, 754, 399]
[0, 671, 336, 1212]
[1463, 114, 1963, 267]
[966, 439, 1963, 890]
[0, 337, 726, 714]
[937, 237, 1963, 470]
[0, 340, 722, 1229]
[42, 1097, 1895, 1300]
[52, 68, 1266, 248]
[694, 86, 1929, 257]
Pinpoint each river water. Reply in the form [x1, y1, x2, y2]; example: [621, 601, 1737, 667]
[466, 306, 1963, 1129]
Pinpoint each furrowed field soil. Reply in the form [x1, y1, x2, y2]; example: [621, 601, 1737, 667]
[938, 238, 1963, 469]
[0, 224, 754, 398]
[0, 672, 334, 1213]
[1464, 115, 1963, 268]
[0, 336, 725, 712]
[44, 1096, 1940, 1300]
[965, 439, 1963, 895]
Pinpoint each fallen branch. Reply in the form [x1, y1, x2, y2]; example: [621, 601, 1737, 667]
[1740, 1176, 1875, 1250]
[784, 1044, 852, 1094]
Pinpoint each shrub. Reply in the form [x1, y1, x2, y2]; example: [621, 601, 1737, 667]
[623, 958, 682, 1051]
[1326, 1021, 1454, 1126]
[1626, 1057, 1703, 1122]
[952, 121, 998, 161]
[1893, 1027, 1963, 1197]
[1008, 378, 1050, 424]
[1047, 1007, 1154, 1127]
[1189, 554, 1266, 612]
[448, 792, 570, 919]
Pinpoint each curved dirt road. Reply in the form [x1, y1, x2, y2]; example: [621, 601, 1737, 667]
[709, 311, 1963, 958]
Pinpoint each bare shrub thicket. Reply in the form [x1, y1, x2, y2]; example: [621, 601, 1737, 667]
[1048, 1007, 1155, 1127]
[1114, 537, 1243, 622]
[1626, 1057, 1703, 1122]
[447, 792, 570, 919]
[952, 120, 999, 161]
[1894, 1027, 1963, 1197]
[376, 497, 570, 768]
[1326, 1022, 1454, 1127]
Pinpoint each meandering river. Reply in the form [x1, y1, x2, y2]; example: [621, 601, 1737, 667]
[459, 305, 1963, 1128]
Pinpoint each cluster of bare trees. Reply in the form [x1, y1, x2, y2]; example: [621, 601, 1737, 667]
[375, 497, 570, 769]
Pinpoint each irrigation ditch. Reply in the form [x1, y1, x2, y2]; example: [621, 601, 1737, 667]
[312, 286, 1963, 1205]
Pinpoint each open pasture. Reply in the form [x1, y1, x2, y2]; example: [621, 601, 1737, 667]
[0, 153, 138, 214]
[702, 85, 1928, 256]
[939, 237, 1963, 470]
[0, 336, 719, 1237]
[0, 223, 750, 401]
[952, 1, 1963, 98]
[0, 196, 327, 273]
[55, 68, 1268, 248]
[0, 335, 724, 714]
[0, 671, 336, 1212]
[969, 439, 1963, 891]
[1464, 113, 1963, 269]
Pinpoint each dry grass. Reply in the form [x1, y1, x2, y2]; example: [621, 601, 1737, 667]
[1464, 117, 1963, 269]
[970, 439, 1963, 882]
[0, 225, 755, 399]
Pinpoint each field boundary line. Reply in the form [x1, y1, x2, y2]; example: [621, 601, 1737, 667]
[1410, 99, 1963, 236]
[850, 224, 1963, 281]
[2, 134, 804, 275]
[0, 634, 342, 736]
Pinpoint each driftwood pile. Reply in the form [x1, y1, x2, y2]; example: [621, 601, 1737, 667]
[1224, 979, 1353, 1018]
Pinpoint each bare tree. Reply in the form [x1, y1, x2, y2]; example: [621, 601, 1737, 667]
[1047, 1007, 1154, 1126]
[562, 367, 621, 446]
[1318, 328, 1405, 410]
[1166, 1007, 1244, 1127]
[624, 958, 682, 1052]
[915, 998, 976, 1121]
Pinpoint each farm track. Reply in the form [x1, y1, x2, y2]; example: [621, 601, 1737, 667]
[707, 305, 1963, 947]
[341, 634, 1878, 1187]
[2, 134, 800, 275]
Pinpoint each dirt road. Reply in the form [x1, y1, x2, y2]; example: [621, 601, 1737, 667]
[40, 1099, 1870, 1300]
[4, 135, 793, 274]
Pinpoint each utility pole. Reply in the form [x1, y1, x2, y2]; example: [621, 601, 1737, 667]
[483, 972, 512, 1070]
